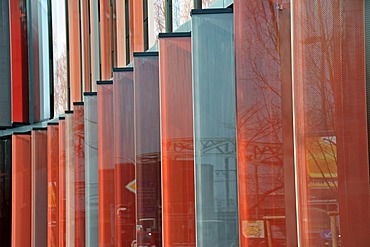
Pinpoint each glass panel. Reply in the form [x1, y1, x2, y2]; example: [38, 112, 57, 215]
[173, 0, 192, 30]
[293, 0, 370, 245]
[74, 104, 85, 247]
[159, 35, 195, 247]
[192, 11, 239, 247]
[97, 82, 115, 246]
[116, 2, 127, 67]
[129, 0, 144, 61]
[113, 69, 135, 247]
[10, 0, 29, 123]
[81, 0, 91, 92]
[68, 0, 82, 104]
[0, 137, 12, 246]
[90, 0, 100, 90]
[59, 118, 67, 247]
[0, 0, 11, 127]
[12, 133, 31, 247]
[47, 124, 59, 247]
[65, 112, 75, 246]
[100, 0, 112, 79]
[31, 129, 48, 247]
[52, 0, 67, 116]
[84, 93, 99, 247]
[234, 1, 295, 246]
[134, 53, 162, 246]
[29, 0, 51, 122]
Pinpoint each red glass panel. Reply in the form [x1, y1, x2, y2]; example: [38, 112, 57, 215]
[235, 1, 293, 246]
[47, 123, 59, 247]
[113, 69, 135, 247]
[12, 133, 31, 247]
[116, 2, 127, 67]
[134, 53, 162, 246]
[81, 0, 91, 92]
[159, 35, 195, 247]
[100, 0, 112, 79]
[293, 0, 370, 245]
[9, 0, 29, 123]
[74, 103, 85, 247]
[65, 112, 75, 246]
[59, 118, 67, 247]
[129, 0, 144, 62]
[68, 0, 82, 104]
[97, 82, 115, 246]
[31, 129, 48, 246]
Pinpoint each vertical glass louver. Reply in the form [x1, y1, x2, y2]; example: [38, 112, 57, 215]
[191, 8, 239, 247]
[31, 128, 48, 247]
[84, 92, 98, 247]
[292, 0, 370, 245]
[74, 103, 85, 247]
[159, 33, 196, 247]
[234, 0, 296, 246]
[134, 52, 162, 246]
[59, 117, 67, 247]
[0, 137, 12, 246]
[113, 68, 136, 247]
[47, 123, 59, 247]
[97, 81, 115, 246]
[12, 133, 32, 247]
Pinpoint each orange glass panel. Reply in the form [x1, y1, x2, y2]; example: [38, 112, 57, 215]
[59, 117, 67, 247]
[129, 0, 144, 61]
[81, 0, 91, 92]
[134, 53, 162, 246]
[12, 133, 31, 247]
[116, 1, 126, 67]
[74, 103, 85, 247]
[159, 34, 195, 247]
[292, 0, 370, 245]
[31, 128, 48, 247]
[100, 0, 112, 79]
[234, 1, 293, 246]
[90, 0, 100, 90]
[68, 0, 82, 104]
[47, 123, 59, 247]
[113, 68, 135, 247]
[97, 81, 115, 246]
[65, 111, 75, 246]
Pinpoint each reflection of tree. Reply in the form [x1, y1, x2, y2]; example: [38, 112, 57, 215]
[54, 47, 67, 116]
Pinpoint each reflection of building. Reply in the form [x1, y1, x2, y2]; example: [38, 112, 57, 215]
[0, 0, 370, 247]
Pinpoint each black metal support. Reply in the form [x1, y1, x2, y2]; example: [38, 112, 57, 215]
[65, 0, 71, 111]
[143, 0, 148, 51]
[166, 0, 173, 33]
[194, 0, 202, 9]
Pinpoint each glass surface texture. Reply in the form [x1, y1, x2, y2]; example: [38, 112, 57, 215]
[234, 0, 293, 246]
[74, 105, 85, 247]
[65, 112, 75, 247]
[47, 125, 59, 247]
[159, 36, 196, 247]
[12, 134, 31, 247]
[134, 54, 162, 246]
[59, 119, 67, 247]
[84, 95, 99, 247]
[29, 0, 51, 121]
[0, 137, 12, 246]
[113, 71, 136, 247]
[10, 0, 29, 123]
[31, 130, 48, 247]
[192, 12, 239, 247]
[97, 84, 115, 246]
[0, 0, 11, 127]
[293, 0, 370, 246]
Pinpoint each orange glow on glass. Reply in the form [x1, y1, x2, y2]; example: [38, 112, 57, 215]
[12, 133, 31, 247]
[47, 124, 59, 247]
[159, 36, 195, 247]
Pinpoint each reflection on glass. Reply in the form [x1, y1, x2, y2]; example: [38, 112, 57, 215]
[113, 69, 136, 247]
[47, 123, 59, 247]
[134, 53, 162, 246]
[159, 34, 195, 247]
[293, 0, 370, 246]
[84, 93, 98, 247]
[59, 118, 67, 247]
[235, 1, 290, 246]
[12, 133, 32, 247]
[192, 10, 239, 247]
[0, 137, 12, 246]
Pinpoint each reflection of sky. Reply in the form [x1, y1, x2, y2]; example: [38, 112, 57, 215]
[52, 0, 66, 59]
